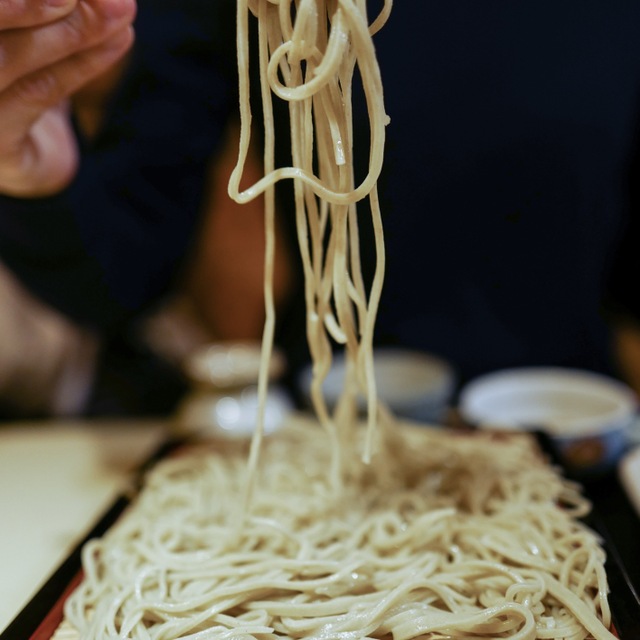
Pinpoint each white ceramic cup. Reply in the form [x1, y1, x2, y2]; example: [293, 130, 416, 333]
[177, 342, 292, 438]
[459, 367, 638, 475]
[297, 347, 456, 424]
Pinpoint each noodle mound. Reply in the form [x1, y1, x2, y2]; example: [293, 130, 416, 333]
[64, 421, 615, 639]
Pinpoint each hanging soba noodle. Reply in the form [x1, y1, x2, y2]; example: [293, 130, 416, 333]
[61, 2, 618, 639]
[228, 0, 392, 494]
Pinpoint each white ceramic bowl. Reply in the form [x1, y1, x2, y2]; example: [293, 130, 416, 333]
[184, 341, 286, 390]
[298, 348, 456, 424]
[177, 386, 293, 439]
[459, 367, 638, 475]
[178, 342, 291, 438]
[619, 446, 640, 517]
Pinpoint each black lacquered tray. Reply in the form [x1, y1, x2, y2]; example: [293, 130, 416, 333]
[534, 430, 640, 639]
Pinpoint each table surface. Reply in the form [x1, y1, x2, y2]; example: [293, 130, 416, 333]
[0, 419, 169, 634]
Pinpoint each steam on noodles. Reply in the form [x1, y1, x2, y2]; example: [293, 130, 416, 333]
[61, 1, 618, 639]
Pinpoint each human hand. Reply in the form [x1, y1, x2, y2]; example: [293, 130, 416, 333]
[0, 0, 135, 198]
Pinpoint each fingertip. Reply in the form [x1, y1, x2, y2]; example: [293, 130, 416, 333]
[107, 24, 135, 54]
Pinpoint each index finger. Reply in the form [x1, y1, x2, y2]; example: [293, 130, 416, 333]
[0, 0, 78, 29]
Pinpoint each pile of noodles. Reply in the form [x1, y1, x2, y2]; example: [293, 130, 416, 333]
[63, 421, 615, 639]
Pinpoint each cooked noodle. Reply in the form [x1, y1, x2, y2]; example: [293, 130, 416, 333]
[63, 2, 617, 639]
[64, 422, 616, 639]
[228, 0, 390, 489]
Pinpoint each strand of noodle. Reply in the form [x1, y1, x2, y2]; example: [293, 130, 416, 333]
[368, 0, 393, 36]
[249, 591, 382, 619]
[149, 597, 269, 639]
[577, 549, 600, 599]
[594, 561, 612, 629]
[239, 0, 279, 519]
[230, 4, 388, 207]
[288, 0, 318, 61]
[317, 84, 349, 167]
[391, 601, 536, 640]
[322, 17, 379, 463]
[359, 185, 385, 460]
[563, 546, 599, 598]
[229, 0, 253, 203]
[283, 4, 345, 487]
[267, 24, 348, 102]
[323, 1, 384, 460]
[323, 311, 348, 343]
[332, 208, 358, 351]
[543, 574, 617, 640]
[313, 118, 353, 349]
[235, 0, 390, 478]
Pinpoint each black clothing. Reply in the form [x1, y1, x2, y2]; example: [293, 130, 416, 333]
[1, 1, 639, 413]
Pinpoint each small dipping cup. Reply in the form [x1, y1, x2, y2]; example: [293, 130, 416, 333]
[458, 367, 638, 477]
[297, 347, 456, 425]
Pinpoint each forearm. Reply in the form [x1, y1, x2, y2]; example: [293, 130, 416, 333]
[185, 124, 295, 342]
[0, 262, 98, 417]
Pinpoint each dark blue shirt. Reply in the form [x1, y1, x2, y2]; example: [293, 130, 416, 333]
[363, 1, 640, 383]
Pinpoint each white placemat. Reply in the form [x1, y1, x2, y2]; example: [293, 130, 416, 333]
[0, 419, 168, 633]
